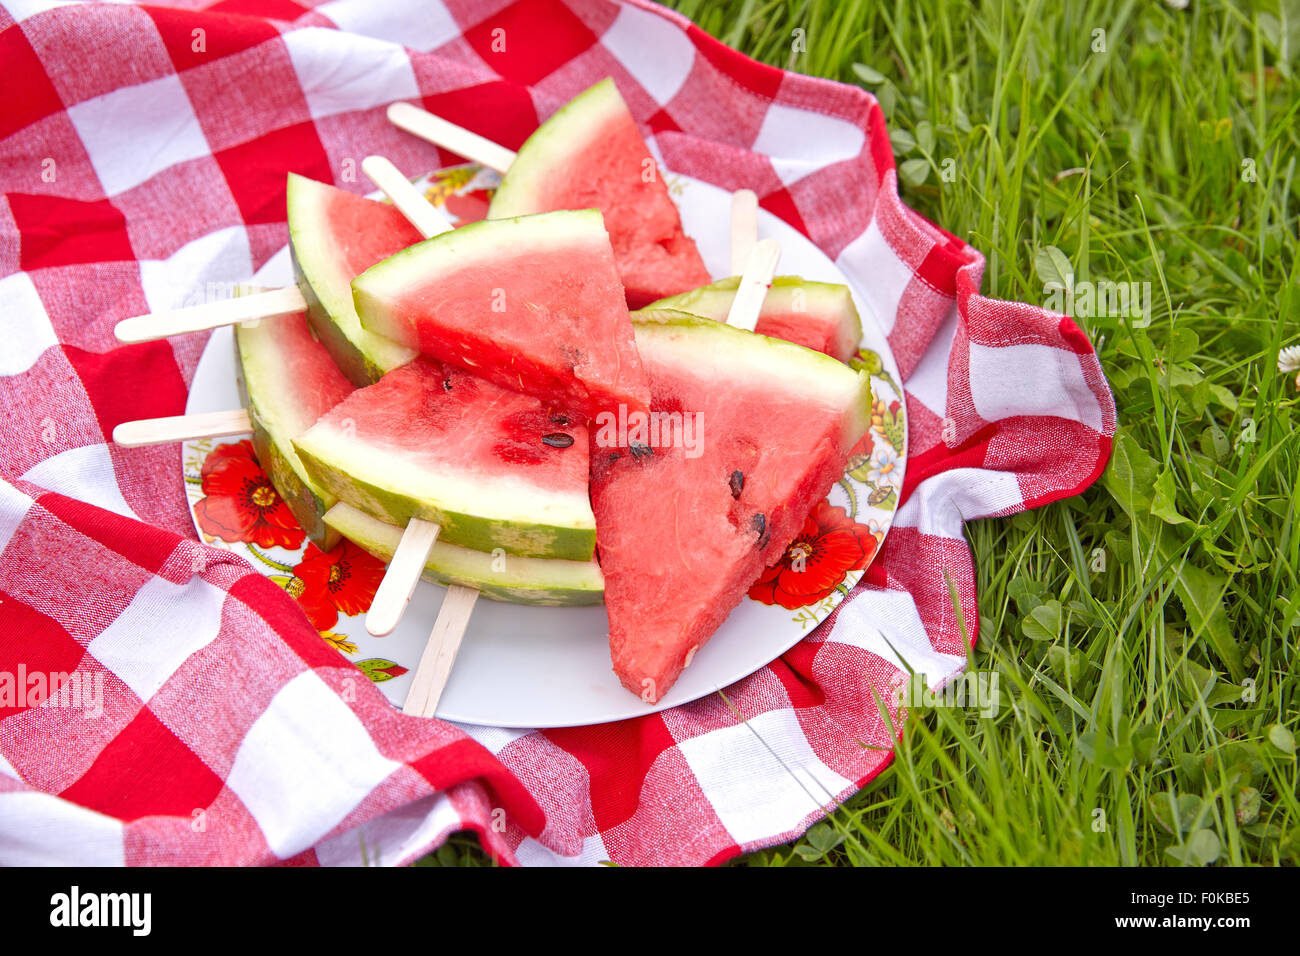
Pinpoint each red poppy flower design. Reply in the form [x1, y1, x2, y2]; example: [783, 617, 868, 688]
[291, 539, 387, 631]
[193, 440, 305, 550]
[748, 500, 880, 610]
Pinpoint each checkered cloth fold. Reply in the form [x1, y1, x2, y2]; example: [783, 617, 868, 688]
[0, 0, 1114, 866]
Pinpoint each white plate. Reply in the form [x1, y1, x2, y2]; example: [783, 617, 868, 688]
[182, 167, 907, 728]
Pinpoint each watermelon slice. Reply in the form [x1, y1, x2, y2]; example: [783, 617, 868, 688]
[325, 502, 604, 607]
[648, 276, 864, 363]
[287, 173, 423, 385]
[590, 309, 872, 702]
[352, 209, 650, 419]
[293, 357, 596, 561]
[488, 78, 711, 309]
[234, 310, 355, 548]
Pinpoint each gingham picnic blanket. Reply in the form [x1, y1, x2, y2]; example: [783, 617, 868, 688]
[0, 0, 1115, 866]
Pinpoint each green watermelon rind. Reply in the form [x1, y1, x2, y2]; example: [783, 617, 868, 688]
[350, 208, 610, 350]
[324, 503, 605, 607]
[630, 308, 874, 443]
[234, 320, 340, 550]
[287, 172, 417, 387]
[487, 78, 621, 218]
[291, 426, 597, 562]
[646, 276, 865, 363]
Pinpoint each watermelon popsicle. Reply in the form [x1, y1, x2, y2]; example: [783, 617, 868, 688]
[286, 171, 424, 385]
[592, 313, 873, 703]
[109, 161, 450, 558]
[350, 208, 651, 421]
[292, 356, 596, 562]
[654, 186, 862, 362]
[334, 162, 555, 717]
[235, 308, 355, 547]
[647, 275, 864, 362]
[588, 239, 873, 703]
[389, 79, 711, 308]
[303, 160, 485, 666]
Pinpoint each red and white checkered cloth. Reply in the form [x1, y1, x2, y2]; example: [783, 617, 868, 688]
[0, 0, 1115, 866]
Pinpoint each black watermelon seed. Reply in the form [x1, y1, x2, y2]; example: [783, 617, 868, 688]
[549, 411, 572, 426]
[542, 432, 574, 448]
[442, 376, 454, 392]
[751, 513, 770, 549]
[629, 440, 654, 460]
[729, 470, 744, 499]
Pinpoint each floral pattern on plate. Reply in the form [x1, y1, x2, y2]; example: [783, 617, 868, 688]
[186, 437, 399, 682]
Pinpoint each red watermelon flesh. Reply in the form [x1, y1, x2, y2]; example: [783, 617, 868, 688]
[488, 79, 711, 309]
[590, 310, 872, 701]
[293, 357, 597, 561]
[352, 208, 651, 421]
[309, 179, 425, 279]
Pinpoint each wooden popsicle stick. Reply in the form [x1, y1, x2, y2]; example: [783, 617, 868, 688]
[402, 584, 480, 717]
[364, 517, 442, 636]
[387, 102, 517, 175]
[361, 156, 455, 241]
[112, 409, 251, 447]
[729, 189, 758, 277]
[724, 238, 781, 332]
[114, 286, 306, 344]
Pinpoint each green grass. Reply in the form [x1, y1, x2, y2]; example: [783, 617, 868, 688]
[425, 0, 1300, 867]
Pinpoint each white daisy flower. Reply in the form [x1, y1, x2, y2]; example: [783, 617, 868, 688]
[1280, 344, 1300, 389]
[868, 447, 900, 484]
[1279, 344, 1300, 373]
